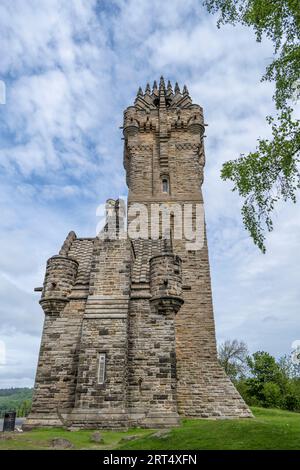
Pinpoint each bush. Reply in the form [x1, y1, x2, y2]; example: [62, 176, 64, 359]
[282, 393, 300, 412]
[262, 382, 282, 408]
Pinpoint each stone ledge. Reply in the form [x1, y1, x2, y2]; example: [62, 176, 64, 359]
[84, 314, 127, 319]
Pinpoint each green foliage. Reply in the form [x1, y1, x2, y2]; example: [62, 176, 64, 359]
[0, 387, 31, 397]
[0, 388, 32, 417]
[235, 379, 258, 405]
[245, 351, 284, 404]
[283, 392, 300, 411]
[247, 351, 283, 384]
[204, 0, 300, 252]
[262, 382, 282, 408]
[218, 343, 300, 411]
[234, 350, 300, 411]
[16, 400, 32, 417]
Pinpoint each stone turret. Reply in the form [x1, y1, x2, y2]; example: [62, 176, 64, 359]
[149, 253, 183, 314]
[40, 233, 79, 316]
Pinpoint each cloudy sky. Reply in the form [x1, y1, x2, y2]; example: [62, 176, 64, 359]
[0, 0, 299, 388]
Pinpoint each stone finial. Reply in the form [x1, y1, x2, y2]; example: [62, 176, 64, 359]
[167, 80, 173, 94]
[183, 84, 189, 95]
[174, 82, 180, 94]
[152, 80, 158, 92]
[137, 86, 143, 97]
[159, 76, 165, 90]
[145, 83, 151, 94]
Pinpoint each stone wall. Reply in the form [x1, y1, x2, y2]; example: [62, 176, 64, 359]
[70, 237, 131, 428]
[26, 299, 86, 428]
[127, 298, 179, 427]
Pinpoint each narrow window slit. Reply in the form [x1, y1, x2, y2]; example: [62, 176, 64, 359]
[98, 353, 106, 384]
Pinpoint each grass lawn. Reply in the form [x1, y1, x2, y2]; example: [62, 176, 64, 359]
[0, 407, 299, 450]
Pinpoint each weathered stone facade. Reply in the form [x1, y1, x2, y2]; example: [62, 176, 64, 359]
[24, 78, 252, 429]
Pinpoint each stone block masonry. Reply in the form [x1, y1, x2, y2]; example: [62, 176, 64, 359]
[24, 77, 252, 430]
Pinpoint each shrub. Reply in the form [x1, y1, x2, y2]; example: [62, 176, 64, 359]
[282, 393, 300, 412]
[262, 382, 282, 408]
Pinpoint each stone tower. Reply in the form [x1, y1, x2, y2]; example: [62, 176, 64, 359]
[25, 78, 251, 429]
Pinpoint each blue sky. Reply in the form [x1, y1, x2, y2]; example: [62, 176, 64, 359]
[0, 0, 299, 388]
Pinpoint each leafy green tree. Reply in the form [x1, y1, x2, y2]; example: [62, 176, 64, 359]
[262, 382, 282, 408]
[246, 351, 286, 403]
[276, 356, 300, 410]
[204, 0, 300, 252]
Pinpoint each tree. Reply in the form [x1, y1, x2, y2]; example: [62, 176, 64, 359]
[17, 399, 32, 417]
[277, 354, 300, 410]
[204, 0, 300, 252]
[218, 339, 249, 380]
[262, 382, 282, 408]
[247, 351, 283, 382]
[246, 351, 286, 403]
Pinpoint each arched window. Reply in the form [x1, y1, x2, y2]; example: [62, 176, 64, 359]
[162, 177, 169, 194]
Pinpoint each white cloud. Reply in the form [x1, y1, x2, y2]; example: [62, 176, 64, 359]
[0, 0, 299, 387]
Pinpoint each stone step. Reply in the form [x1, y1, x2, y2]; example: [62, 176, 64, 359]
[86, 303, 128, 309]
[84, 313, 127, 319]
[87, 296, 129, 302]
[85, 308, 128, 315]
[86, 301, 128, 305]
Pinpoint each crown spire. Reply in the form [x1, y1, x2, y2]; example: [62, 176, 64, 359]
[167, 80, 173, 94]
[159, 76, 165, 90]
[159, 76, 166, 109]
[183, 84, 189, 96]
[174, 82, 180, 94]
[132, 78, 194, 110]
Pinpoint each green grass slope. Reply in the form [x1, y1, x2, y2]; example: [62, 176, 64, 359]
[117, 408, 300, 450]
[0, 408, 299, 450]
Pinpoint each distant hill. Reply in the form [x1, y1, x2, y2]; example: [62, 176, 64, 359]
[0, 388, 33, 417]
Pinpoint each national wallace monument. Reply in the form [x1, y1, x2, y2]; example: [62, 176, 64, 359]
[25, 78, 251, 429]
